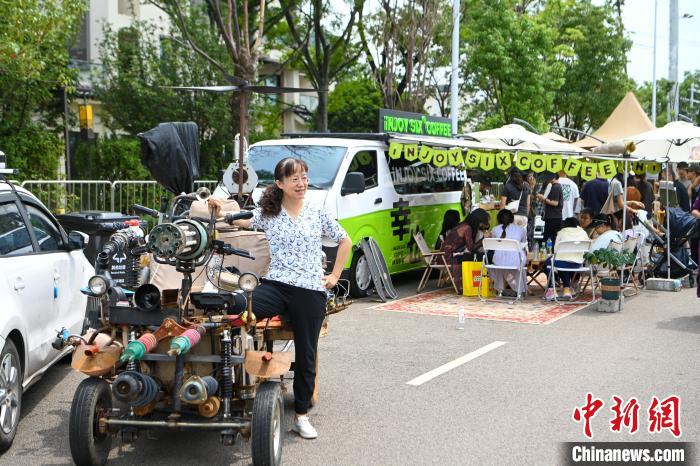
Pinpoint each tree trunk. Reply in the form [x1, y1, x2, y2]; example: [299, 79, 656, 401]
[316, 87, 328, 132]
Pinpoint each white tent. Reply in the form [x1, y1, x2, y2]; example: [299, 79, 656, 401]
[624, 121, 700, 162]
[463, 124, 588, 154]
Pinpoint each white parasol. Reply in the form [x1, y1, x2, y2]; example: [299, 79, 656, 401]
[624, 121, 700, 162]
[463, 124, 588, 153]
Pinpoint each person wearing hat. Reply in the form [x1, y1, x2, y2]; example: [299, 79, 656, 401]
[590, 214, 623, 252]
[500, 168, 530, 228]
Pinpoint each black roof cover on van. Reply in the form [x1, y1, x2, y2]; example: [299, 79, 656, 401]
[138, 122, 200, 195]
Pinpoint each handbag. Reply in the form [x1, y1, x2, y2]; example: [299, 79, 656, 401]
[505, 189, 523, 213]
[601, 183, 620, 215]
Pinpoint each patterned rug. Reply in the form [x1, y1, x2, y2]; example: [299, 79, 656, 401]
[369, 288, 594, 325]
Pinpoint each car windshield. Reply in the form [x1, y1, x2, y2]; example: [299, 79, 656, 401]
[247, 145, 347, 189]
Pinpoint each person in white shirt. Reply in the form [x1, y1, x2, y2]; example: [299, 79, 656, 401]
[590, 214, 623, 251]
[557, 171, 580, 220]
[544, 217, 589, 300]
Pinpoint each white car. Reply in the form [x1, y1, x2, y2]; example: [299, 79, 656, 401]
[0, 182, 93, 451]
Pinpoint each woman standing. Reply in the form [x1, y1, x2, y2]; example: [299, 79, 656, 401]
[489, 209, 528, 297]
[233, 157, 351, 439]
[500, 168, 531, 228]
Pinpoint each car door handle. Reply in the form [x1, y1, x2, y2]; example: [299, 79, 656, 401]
[14, 279, 25, 291]
[374, 197, 382, 205]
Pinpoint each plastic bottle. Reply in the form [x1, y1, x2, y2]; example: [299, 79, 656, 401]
[457, 306, 465, 330]
[545, 238, 553, 255]
[532, 242, 539, 259]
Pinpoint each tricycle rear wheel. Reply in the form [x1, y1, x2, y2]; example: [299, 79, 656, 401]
[251, 381, 284, 466]
[69, 377, 112, 466]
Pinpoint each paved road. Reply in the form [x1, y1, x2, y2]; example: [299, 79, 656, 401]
[2, 272, 698, 465]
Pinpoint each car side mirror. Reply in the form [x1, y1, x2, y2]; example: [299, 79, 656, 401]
[68, 230, 89, 250]
[341, 172, 365, 196]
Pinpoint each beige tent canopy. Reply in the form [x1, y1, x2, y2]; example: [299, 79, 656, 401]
[573, 91, 655, 149]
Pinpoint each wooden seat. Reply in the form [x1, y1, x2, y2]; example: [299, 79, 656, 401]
[414, 231, 459, 293]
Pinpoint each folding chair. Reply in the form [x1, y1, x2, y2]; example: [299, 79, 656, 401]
[479, 238, 526, 304]
[619, 235, 642, 296]
[414, 232, 459, 293]
[549, 240, 596, 305]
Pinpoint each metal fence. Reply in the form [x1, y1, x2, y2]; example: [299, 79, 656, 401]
[18, 180, 219, 215]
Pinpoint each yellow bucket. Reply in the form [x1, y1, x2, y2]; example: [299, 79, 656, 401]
[462, 262, 494, 297]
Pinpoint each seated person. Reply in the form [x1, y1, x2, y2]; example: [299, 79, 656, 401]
[441, 208, 491, 291]
[544, 217, 589, 300]
[590, 214, 623, 251]
[488, 209, 528, 297]
[435, 209, 461, 250]
[578, 208, 596, 239]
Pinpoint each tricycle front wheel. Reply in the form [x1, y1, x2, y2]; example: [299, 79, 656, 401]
[69, 377, 113, 466]
[251, 381, 284, 466]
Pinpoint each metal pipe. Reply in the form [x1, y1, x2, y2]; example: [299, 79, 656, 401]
[620, 160, 628, 312]
[103, 419, 250, 430]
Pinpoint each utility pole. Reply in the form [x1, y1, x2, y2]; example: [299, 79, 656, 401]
[669, 0, 679, 121]
[450, 0, 460, 136]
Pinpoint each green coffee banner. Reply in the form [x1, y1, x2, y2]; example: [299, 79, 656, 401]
[387, 141, 654, 175]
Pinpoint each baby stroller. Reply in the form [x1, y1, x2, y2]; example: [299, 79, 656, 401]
[639, 207, 698, 283]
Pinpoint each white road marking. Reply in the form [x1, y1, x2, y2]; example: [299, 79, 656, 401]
[406, 341, 507, 386]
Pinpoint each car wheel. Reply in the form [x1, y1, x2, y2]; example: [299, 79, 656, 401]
[0, 340, 22, 452]
[349, 250, 372, 298]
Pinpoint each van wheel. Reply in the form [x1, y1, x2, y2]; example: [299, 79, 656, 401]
[349, 250, 372, 298]
[0, 340, 22, 452]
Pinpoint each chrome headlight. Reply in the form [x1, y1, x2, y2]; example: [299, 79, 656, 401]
[239, 273, 258, 292]
[88, 275, 109, 296]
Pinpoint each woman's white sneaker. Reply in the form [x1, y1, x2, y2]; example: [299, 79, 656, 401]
[292, 415, 318, 439]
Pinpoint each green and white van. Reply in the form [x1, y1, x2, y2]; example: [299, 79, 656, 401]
[232, 136, 466, 297]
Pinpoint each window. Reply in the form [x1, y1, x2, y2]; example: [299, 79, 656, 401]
[0, 203, 33, 256]
[347, 151, 379, 189]
[118, 0, 140, 16]
[387, 152, 465, 195]
[248, 145, 347, 189]
[25, 204, 64, 252]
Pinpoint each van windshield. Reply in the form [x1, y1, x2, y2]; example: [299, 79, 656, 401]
[247, 145, 347, 189]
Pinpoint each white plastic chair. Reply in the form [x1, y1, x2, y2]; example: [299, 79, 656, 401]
[548, 239, 595, 305]
[479, 238, 526, 304]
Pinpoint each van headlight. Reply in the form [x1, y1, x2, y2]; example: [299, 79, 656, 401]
[88, 275, 109, 296]
[239, 273, 258, 292]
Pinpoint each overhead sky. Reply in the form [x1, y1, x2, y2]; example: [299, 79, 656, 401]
[623, 0, 700, 85]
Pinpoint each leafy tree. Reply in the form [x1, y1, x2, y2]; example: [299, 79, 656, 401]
[95, 19, 232, 176]
[278, 0, 365, 132]
[72, 136, 149, 180]
[359, 0, 451, 113]
[543, 0, 632, 139]
[0, 0, 87, 179]
[636, 71, 700, 127]
[461, 0, 564, 131]
[327, 78, 383, 133]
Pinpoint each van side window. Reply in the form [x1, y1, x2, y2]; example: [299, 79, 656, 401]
[386, 151, 465, 194]
[348, 151, 378, 189]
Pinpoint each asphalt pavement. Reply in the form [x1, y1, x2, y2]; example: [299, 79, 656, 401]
[2, 271, 698, 465]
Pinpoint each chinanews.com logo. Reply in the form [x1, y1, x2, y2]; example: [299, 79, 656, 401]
[562, 393, 693, 465]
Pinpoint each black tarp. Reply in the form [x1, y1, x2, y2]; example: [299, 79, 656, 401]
[138, 122, 200, 194]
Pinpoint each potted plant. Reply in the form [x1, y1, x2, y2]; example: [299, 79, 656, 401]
[584, 247, 636, 310]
